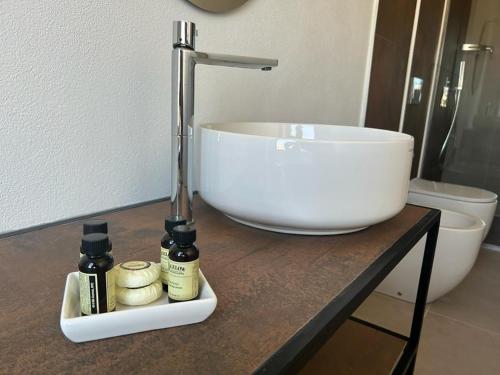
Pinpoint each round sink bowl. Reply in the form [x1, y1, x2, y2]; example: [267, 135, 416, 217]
[199, 122, 414, 235]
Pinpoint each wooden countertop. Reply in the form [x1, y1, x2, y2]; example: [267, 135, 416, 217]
[0, 198, 431, 374]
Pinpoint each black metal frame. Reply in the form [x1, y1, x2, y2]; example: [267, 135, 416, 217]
[255, 207, 441, 375]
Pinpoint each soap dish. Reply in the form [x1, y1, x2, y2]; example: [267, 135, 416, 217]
[60, 270, 217, 343]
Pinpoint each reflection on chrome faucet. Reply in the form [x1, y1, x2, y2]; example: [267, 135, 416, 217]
[170, 20, 278, 222]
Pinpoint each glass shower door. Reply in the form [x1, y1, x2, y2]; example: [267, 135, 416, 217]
[440, 1, 500, 243]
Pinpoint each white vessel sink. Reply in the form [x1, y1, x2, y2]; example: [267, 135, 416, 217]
[199, 122, 413, 235]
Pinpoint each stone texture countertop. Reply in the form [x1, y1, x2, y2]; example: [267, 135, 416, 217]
[0, 197, 432, 374]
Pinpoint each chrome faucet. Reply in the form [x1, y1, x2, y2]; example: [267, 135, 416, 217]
[170, 20, 278, 222]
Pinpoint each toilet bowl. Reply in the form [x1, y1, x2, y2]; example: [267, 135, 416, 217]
[376, 209, 485, 303]
[407, 178, 497, 239]
[376, 178, 496, 303]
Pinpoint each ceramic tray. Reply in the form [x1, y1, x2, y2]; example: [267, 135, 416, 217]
[60, 270, 217, 342]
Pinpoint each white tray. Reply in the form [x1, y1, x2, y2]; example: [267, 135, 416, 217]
[60, 270, 217, 342]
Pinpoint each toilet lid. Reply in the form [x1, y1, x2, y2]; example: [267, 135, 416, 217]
[409, 178, 498, 203]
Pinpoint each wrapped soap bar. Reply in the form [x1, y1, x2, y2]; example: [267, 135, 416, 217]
[115, 261, 160, 288]
[116, 280, 162, 306]
[114, 261, 161, 306]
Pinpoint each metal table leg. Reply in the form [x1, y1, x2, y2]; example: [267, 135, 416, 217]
[393, 213, 440, 374]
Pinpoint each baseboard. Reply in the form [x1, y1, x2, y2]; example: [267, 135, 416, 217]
[0, 196, 169, 240]
[482, 243, 500, 253]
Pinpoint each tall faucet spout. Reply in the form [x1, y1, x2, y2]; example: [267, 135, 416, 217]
[194, 52, 278, 70]
[170, 20, 277, 222]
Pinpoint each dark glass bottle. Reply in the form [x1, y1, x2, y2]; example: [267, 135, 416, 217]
[78, 233, 115, 315]
[160, 215, 187, 291]
[168, 225, 199, 303]
[80, 220, 113, 257]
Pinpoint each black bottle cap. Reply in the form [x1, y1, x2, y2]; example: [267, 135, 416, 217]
[81, 233, 109, 256]
[83, 220, 108, 235]
[165, 215, 187, 234]
[172, 225, 196, 245]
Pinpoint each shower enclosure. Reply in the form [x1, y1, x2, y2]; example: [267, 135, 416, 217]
[422, 0, 500, 245]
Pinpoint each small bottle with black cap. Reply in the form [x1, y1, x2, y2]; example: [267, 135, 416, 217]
[168, 225, 199, 303]
[160, 215, 187, 292]
[80, 220, 113, 258]
[79, 233, 116, 315]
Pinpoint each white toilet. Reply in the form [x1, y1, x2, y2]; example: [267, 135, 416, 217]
[407, 178, 497, 240]
[377, 178, 497, 303]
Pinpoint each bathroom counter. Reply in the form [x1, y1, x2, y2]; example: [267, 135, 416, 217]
[0, 198, 439, 374]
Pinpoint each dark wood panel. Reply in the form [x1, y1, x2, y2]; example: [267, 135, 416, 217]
[403, 0, 446, 178]
[422, 0, 472, 180]
[365, 0, 417, 131]
[0, 197, 430, 374]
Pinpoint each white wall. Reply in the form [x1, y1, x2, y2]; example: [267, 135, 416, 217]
[0, 0, 376, 234]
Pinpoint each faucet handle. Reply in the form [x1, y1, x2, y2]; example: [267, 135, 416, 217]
[173, 20, 196, 49]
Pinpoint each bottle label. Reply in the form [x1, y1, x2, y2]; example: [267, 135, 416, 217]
[160, 247, 169, 284]
[106, 269, 116, 312]
[79, 272, 99, 315]
[168, 259, 199, 301]
[79, 269, 115, 315]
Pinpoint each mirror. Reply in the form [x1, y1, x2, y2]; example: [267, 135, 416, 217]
[187, 0, 250, 13]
